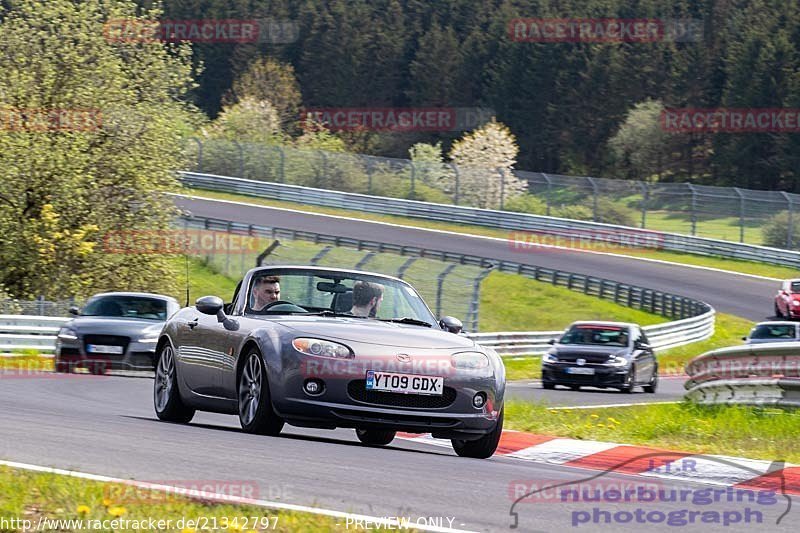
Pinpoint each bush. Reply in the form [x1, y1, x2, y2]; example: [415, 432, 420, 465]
[504, 194, 547, 215]
[762, 212, 800, 249]
[595, 198, 636, 226]
[551, 204, 594, 221]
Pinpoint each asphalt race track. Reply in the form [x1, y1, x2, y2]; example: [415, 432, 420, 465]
[506, 377, 687, 406]
[2, 196, 789, 532]
[175, 195, 780, 322]
[1, 374, 793, 532]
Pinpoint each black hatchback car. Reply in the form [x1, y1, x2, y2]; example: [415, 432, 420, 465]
[541, 321, 657, 393]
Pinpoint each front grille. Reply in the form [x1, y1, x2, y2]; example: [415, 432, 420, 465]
[557, 354, 611, 363]
[347, 380, 457, 409]
[83, 335, 130, 355]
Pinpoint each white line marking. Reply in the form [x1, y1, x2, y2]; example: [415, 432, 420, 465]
[0, 459, 476, 533]
[506, 438, 620, 463]
[174, 193, 781, 282]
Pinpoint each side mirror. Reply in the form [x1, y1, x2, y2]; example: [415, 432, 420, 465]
[439, 316, 463, 334]
[547, 339, 556, 345]
[635, 341, 651, 350]
[742, 336, 748, 341]
[68, 306, 80, 316]
[196, 295, 224, 315]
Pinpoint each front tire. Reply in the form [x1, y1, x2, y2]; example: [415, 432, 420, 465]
[643, 366, 658, 393]
[451, 410, 503, 459]
[355, 429, 396, 446]
[620, 367, 635, 394]
[542, 381, 555, 390]
[238, 350, 284, 436]
[775, 302, 783, 319]
[154, 344, 195, 423]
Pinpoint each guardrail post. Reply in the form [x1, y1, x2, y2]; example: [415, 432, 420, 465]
[541, 173, 553, 216]
[318, 151, 328, 188]
[688, 183, 697, 236]
[639, 182, 649, 228]
[451, 163, 460, 205]
[233, 140, 245, 178]
[436, 264, 458, 317]
[733, 187, 745, 243]
[190, 137, 203, 172]
[587, 177, 599, 221]
[277, 145, 286, 183]
[366, 158, 374, 195]
[469, 267, 494, 332]
[409, 163, 416, 199]
[37, 295, 44, 316]
[396, 257, 417, 279]
[781, 191, 794, 248]
[499, 167, 506, 211]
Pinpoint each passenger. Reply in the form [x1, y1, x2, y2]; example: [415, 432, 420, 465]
[350, 281, 384, 318]
[252, 275, 281, 311]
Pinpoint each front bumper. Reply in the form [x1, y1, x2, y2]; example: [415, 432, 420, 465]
[542, 362, 629, 388]
[55, 339, 156, 371]
[269, 353, 503, 440]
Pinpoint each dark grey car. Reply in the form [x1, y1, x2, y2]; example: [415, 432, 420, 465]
[541, 321, 658, 393]
[55, 292, 180, 374]
[153, 266, 506, 458]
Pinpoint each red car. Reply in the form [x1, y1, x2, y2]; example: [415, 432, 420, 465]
[774, 279, 800, 319]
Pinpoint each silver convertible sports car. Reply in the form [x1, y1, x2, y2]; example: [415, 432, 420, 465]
[153, 266, 506, 458]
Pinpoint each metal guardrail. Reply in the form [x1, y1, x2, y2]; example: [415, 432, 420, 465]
[0, 315, 67, 355]
[179, 172, 800, 269]
[466, 309, 715, 355]
[685, 342, 800, 407]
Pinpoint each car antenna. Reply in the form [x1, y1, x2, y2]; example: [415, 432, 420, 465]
[185, 252, 190, 307]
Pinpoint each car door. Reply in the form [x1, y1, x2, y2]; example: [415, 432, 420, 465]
[632, 327, 655, 383]
[779, 281, 790, 315]
[175, 310, 222, 396]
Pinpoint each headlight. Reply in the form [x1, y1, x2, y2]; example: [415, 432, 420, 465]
[542, 352, 558, 363]
[606, 355, 629, 366]
[292, 338, 353, 359]
[138, 337, 159, 344]
[451, 351, 489, 369]
[793, 301, 800, 307]
[57, 327, 77, 341]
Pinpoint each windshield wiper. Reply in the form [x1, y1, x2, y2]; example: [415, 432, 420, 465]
[379, 317, 432, 328]
[304, 310, 369, 318]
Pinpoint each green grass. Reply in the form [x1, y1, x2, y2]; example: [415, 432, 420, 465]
[170, 256, 240, 303]
[480, 271, 664, 332]
[505, 401, 800, 463]
[501, 312, 755, 381]
[185, 188, 795, 279]
[0, 465, 343, 532]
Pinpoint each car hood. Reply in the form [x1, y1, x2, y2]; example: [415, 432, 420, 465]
[65, 317, 164, 337]
[275, 317, 476, 350]
[553, 345, 630, 357]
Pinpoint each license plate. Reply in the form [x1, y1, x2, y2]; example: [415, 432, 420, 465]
[365, 371, 444, 396]
[566, 367, 595, 375]
[86, 344, 123, 355]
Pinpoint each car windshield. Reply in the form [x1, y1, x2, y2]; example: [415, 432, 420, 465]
[81, 296, 167, 320]
[559, 325, 629, 346]
[245, 268, 437, 325]
[791, 282, 800, 292]
[750, 325, 796, 340]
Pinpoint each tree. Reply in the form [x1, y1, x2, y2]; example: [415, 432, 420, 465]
[608, 99, 675, 181]
[0, 0, 199, 299]
[204, 97, 282, 144]
[226, 57, 302, 130]
[448, 120, 525, 209]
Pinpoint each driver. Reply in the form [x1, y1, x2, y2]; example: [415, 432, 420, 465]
[252, 275, 281, 311]
[350, 281, 384, 317]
